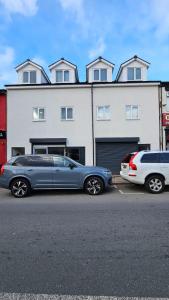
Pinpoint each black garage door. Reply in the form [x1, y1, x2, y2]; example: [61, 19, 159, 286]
[96, 138, 139, 174]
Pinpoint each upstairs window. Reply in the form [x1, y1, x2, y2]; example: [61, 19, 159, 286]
[23, 71, 37, 83]
[97, 105, 110, 120]
[61, 107, 73, 120]
[127, 68, 134, 80]
[56, 70, 69, 82]
[125, 105, 139, 120]
[94, 69, 99, 81]
[101, 69, 107, 81]
[93, 69, 107, 81]
[127, 67, 141, 80]
[136, 68, 141, 80]
[33, 107, 45, 121]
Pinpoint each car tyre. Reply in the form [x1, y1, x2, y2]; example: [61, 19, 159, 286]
[84, 176, 104, 195]
[145, 175, 165, 194]
[10, 178, 31, 198]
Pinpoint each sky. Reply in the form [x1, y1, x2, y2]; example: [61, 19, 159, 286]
[0, 0, 169, 87]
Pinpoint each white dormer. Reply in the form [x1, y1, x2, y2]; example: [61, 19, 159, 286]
[15, 59, 50, 84]
[49, 58, 78, 83]
[116, 55, 150, 82]
[86, 56, 115, 83]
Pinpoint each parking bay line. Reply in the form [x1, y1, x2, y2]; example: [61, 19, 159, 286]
[0, 293, 169, 300]
[113, 185, 145, 195]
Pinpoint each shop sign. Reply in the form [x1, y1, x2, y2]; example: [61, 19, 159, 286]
[162, 113, 169, 126]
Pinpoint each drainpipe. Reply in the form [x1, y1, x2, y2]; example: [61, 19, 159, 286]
[91, 83, 95, 165]
[159, 85, 163, 150]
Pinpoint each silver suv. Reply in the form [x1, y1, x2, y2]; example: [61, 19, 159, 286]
[0, 155, 112, 198]
[120, 150, 169, 194]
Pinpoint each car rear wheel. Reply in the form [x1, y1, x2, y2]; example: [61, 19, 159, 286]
[84, 176, 104, 195]
[10, 178, 31, 198]
[145, 175, 165, 194]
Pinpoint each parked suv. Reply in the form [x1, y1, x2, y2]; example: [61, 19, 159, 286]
[0, 155, 112, 198]
[120, 151, 169, 194]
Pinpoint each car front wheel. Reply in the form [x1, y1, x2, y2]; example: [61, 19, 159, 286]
[145, 175, 165, 194]
[10, 178, 31, 198]
[84, 176, 104, 195]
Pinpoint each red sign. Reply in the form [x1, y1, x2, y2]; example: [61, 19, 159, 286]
[162, 113, 169, 126]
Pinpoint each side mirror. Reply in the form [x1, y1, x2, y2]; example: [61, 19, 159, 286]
[69, 163, 76, 169]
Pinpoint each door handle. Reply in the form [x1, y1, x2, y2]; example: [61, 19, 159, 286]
[55, 169, 60, 172]
[27, 169, 33, 171]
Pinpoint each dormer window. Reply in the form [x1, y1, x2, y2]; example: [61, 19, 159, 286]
[56, 70, 69, 82]
[127, 67, 141, 81]
[23, 71, 37, 84]
[93, 68, 107, 81]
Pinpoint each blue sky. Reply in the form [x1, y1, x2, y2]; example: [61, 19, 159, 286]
[0, 0, 169, 86]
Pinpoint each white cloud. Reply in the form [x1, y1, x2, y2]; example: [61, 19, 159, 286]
[0, 0, 38, 16]
[149, 0, 169, 40]
[58, 0, 88, 33]
[32, 56, 47, 68]
[0, 46, 16, 86]
[88, 38, 106, 60]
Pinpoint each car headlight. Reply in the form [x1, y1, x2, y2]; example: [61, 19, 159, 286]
[103, 170, 112, 176]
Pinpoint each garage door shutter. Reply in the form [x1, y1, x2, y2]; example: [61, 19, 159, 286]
[96, 139, 139, 174]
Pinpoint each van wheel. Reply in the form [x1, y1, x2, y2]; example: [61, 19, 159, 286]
[10, 178, 31, 198]
[145, 175, 165, 194]
[84, 176, 104, 195]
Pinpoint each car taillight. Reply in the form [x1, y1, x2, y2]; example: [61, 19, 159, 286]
[129, 152, 138, 171]
[129, 162, 137, 170]
[0, 165, 5, 175]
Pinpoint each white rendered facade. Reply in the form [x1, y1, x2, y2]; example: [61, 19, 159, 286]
[6, 56, 161, 173]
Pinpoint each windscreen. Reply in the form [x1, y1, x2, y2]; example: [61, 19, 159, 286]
[122, 153, 135, 163]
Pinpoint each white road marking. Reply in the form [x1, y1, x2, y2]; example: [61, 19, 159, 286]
[0, 294, 169, 300]
[117, 188, 144, 195]
[113, 185, 118, 189]
[118, 189, 124, 194]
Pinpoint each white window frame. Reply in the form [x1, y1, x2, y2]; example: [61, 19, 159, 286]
[125, 105, 139, 120]
[166, 92, 169, 112]
[56, 69, 70, 83]
[32, 107, 46, 122]
[127, 67, 142, 81]
[96, 105, 111, 121]
[23, 70, 37, 84]
[61, 106, 74, 121]
[93, 68, 108, 82]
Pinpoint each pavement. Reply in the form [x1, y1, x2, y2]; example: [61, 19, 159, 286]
[112, 175, 128, 185]
[1, 186, 169, 298]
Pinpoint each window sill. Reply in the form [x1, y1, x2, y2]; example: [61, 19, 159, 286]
[32, 119, 46, 122]
[127, 79, 142, 81]
[56, 81, 70, 83]
[96, 119, 111, 121]
[61, 119, 74, 121]
[126, 118, 140, 120]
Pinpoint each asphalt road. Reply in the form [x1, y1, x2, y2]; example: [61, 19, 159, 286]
[0, 186, 169, 297]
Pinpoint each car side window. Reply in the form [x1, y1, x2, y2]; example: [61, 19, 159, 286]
[141, 153, 160, 163]
[160, 153, 169, 163]
[53, 156, 70, 167]
[13, 156, 53, 167]
[13, 157, 29, 166]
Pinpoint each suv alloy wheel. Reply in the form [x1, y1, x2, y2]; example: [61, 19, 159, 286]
[84, 176, 104, 195]
[145, 175, 165, 194]
[10, 178, 31, 198]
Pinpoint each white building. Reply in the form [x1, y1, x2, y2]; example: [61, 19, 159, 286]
[161, 83, 169, 150]
[6, 55, 161, 174]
